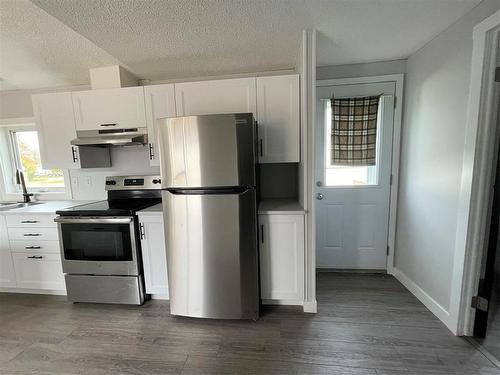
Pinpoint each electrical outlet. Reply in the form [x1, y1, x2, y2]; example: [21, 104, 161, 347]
[85, 176, 93, 187]
[71, 176, 79, 187]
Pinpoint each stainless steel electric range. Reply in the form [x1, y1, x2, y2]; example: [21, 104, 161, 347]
[55, 175, 162, 305]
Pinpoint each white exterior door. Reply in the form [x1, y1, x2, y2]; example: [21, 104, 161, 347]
[315, 81, 395, 269]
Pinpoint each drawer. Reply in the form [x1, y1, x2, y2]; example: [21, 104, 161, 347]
[9, 240, 60, 254]
[12, 252, 65, 290]
[6, 215, 56, 228]
[7, 227, 59, 241]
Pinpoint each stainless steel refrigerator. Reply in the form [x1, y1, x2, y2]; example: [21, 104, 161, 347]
[157, 113, 259, 319]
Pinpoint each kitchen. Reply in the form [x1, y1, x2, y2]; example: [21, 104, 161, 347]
[1, 1, 500, 374]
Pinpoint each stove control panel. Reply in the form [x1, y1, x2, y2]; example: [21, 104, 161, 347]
[105, 175, 162, 190]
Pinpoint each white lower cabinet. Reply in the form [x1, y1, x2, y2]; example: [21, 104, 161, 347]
[12, 252, 65, 290]
[1, 213, 66, 292]
[138, 213, 169, 297]
[259, 213, 305, 302]
[0, 216, 16, 288]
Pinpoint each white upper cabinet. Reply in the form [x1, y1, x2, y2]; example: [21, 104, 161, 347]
[259, 213, 304, 302]
[144, 84, 176, 166]
[256, 74, 300, 163]
[175, 78, 256, 116]
[32, 92, 81, 169]
[72, 86, 146, 130]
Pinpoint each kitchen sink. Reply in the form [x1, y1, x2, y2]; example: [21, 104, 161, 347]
[0, 202, 42, 211]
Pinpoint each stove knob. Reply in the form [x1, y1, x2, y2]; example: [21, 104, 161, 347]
[152, 179, 161, 184]
[106, 180, 116, 185]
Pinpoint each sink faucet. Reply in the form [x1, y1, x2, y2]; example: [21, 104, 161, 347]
[16, 170, 33, 203]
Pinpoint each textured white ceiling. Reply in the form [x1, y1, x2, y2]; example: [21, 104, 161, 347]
[0, 0, 122, 90]
[1, 0, 482, 90]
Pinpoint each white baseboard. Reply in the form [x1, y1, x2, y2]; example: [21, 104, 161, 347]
[392, 268, 455, 332]
[150, 293, 169, 300]
[303, 299, 317, 313]
[0, 287, 66, 296]
[262, 299, 303, 306]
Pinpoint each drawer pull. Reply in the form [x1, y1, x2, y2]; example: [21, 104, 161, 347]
[21, 220, 40, 224]
[25, 246, 41, 249]
[100, 123, 117, 127]
[23, 233, 41, 237]
[27, 255, 43, 259]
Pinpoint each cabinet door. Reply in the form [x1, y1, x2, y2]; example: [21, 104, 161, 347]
[259, 214, 304, 301]
[0, 216, 16, 288]
[138, 215, 168, 296]
[12, 252, 65, 290]
[144, 84, 176, 166]
[175, 78, 256, 116]
[256, 75, 300, 163]
[72, 87, 146, 130]
[32, 92, 80, 169]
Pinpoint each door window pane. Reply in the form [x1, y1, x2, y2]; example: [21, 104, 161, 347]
[11, 130, 65, 190]
[324, 100, 381, 186]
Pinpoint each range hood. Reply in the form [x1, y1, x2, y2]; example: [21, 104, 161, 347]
[71, 127, 148, 147]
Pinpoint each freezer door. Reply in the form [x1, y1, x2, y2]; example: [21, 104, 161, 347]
[162, 189, 259, 319]
[157, 114, 256, 188]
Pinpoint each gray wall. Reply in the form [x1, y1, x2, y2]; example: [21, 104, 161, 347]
[316, 59, 406, 80]
[395, 0, 500, 312]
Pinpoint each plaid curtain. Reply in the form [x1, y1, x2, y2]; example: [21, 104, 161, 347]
[330, 95, 381, 166]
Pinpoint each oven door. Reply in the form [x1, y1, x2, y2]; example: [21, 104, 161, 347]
[55, 217, 139, 276]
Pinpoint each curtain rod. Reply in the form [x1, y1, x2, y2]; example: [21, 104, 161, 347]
[319, 95, 393, 101]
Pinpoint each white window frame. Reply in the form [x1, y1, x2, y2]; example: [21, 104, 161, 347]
[0, 118, 72, 201]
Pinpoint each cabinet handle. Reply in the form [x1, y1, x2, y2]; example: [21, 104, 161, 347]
[148, 143, 154, 160]
[23, 233, 41, 237]
[71, 147, 78, 163]
[259, 139, 263, 157]
[21, 220, 39, 224]
[260, 224, 264, 244]
[25, 246, 41, 249]
[139, 222, 145, 240]
[27, 255, 43, 259]
[100, 123, 117, 127]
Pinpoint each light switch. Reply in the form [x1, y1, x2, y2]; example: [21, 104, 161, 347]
[71, 176, 79, 187]
[85, 176, 93, 187]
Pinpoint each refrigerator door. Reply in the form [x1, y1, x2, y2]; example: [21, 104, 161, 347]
[157, 114, 256, 189]
[162, 188, 259, 319]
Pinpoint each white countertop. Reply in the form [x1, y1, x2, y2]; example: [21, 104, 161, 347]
[0, 200, 92, 215]
[258, 199, 305, 215]
[137, 203, 163, 215]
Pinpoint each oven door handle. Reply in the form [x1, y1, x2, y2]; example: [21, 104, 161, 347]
[54, 217, 134, 224]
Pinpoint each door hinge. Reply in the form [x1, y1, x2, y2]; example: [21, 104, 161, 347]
[393, 96, 397, 108]
[471, 296, 489, 312]
[495, 67, 500, 82]
[390, 174, 393, 186]
[386, 245, 390, 256]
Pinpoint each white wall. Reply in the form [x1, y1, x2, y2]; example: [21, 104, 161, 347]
[316, 59, 406, 80]
[394, 0, 500, 331]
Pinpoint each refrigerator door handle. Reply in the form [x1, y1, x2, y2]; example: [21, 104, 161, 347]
[167, 187, 248, 195]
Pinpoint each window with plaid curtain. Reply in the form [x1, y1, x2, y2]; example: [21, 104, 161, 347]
[330, 95, 381, 166]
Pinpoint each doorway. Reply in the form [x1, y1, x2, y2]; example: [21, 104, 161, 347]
[315, 79, 397, 270]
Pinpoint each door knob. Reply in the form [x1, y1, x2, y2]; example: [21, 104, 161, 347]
[316, 193, 324, 200]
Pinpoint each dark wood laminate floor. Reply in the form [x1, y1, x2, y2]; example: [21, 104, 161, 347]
[1, 273, 499, 375]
